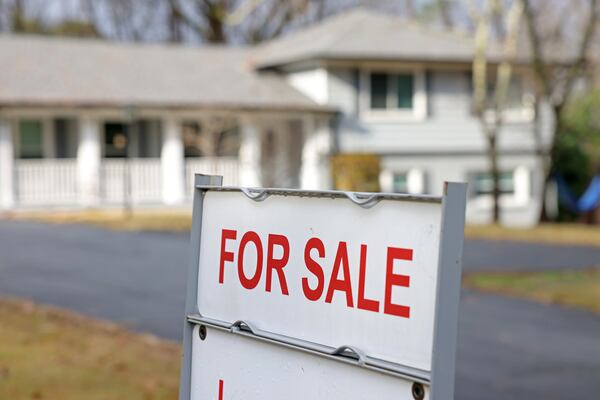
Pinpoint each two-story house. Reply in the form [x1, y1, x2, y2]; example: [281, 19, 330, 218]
[0, 8, 553, 226]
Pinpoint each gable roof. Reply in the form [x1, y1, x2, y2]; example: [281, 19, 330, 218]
[0, 34, 330, 112]
[252, 8, 509, 69]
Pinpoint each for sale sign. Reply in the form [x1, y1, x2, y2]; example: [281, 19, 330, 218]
[179, 175, 467, 400]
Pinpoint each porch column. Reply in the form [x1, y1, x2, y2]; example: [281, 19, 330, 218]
[0, 120, 15, 209]
[77, 116, 101, 206]
[300, 115, 332, 190]
[239, 116, 262, 187]
[161, 117, 185, 204]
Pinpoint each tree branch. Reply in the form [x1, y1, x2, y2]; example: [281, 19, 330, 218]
[561, 0, 598, 106]
[521, 0, 552, 98]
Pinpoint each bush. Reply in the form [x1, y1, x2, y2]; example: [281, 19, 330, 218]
[331, 154, 381, 192]
[554, 139, 591, 223]
[556, 90, 600, 221]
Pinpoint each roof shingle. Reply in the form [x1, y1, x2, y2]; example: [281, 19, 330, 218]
[0, 34, 328, 111]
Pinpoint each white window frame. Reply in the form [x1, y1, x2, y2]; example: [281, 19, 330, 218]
[469, 166, 531, 208]
[360, 67, 427, 122]
[379, 168, 427, 194]
[481, 74, 536, 124]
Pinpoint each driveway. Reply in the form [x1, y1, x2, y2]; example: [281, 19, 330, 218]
[1, 220, 599, 399]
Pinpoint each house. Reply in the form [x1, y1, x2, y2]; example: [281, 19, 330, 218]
[0, 8, 553, 226]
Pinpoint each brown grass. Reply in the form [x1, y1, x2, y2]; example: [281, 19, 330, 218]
[464, 268, 600, 313]
[465, 223, 600, 247]
[0, 298, 180, 400]
[4, 209, 193, 232]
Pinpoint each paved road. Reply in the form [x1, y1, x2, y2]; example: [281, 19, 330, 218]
[463, 239, 600, 271]
[1, 220, 599, 399]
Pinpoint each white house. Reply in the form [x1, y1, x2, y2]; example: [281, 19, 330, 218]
[0, 8, 553, 226]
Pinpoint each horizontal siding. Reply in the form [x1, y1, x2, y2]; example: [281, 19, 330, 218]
[379, 153, 544, 227]
[329, 68, 554, 154]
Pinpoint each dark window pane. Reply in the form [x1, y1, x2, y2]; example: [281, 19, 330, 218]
[104, 122, 128, 158]
[19, 120, 43, 159]
[54, 118, 77, 158]
[397, 74, 414, 109]
[136, 120, 161, 158]
[370, 73, 388, 109]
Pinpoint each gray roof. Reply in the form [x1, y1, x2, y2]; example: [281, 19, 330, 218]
[252, 8, 511, 68]
[0, 34, 329, 112]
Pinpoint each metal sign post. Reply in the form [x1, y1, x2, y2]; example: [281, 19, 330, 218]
[180, 174, 467, 400]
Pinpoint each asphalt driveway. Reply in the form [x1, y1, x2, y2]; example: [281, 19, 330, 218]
[1, 220, 599, 399]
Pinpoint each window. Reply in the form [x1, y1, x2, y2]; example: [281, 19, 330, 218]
[397, 74, 414, 109]
[484, 78, 524, 110]
[392, 173, 409, 193]
[380, 169, 427, 194]
[135, 120, 161, 158]
[183, 122, 203, 157]
[103, 120, 162, 158]
[370, 73, 388, 109]
[369, 72, 414, 110]
[54, 118, 78, 158]
[183, 120, 240, 158]
[104, 122, 128, 158]
[18, 120, 43, 159]
[472, 172, 515, 196]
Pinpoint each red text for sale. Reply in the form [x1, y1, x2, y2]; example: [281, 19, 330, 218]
[218, 229, 413, 318]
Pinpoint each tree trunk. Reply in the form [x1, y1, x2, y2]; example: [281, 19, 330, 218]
[538, 104, 563, 221]
[488, 133, 501, 223]
[12, 0, 25, 32]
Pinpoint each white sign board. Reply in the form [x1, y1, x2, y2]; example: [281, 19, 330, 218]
[180, 175, 466, 400]
[191, 325, 428, 400]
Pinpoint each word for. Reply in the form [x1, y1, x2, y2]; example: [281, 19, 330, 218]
[219, 229, 413, 318]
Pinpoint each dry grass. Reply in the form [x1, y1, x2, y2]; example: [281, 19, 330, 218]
[0, 298, 180, 400]
[8, 211, 600, 248]
[465, 223, 600, 247]
[464, 268, 600, 314]
[5, 209, 193, 232]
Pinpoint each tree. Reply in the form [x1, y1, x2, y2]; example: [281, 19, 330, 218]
[82, 0, 164, 41]
[520, 0, 599, 220]
[472, 0, 523, 223]
[168, 0, 337, 44]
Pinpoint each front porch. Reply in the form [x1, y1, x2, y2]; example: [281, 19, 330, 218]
[0, 110, 332, 209]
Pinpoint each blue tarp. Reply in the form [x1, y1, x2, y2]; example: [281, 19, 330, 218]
[555, 174, 600, 213]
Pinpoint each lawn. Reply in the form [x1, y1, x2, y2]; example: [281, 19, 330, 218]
[0, 298, 180, 400]
[464, 268, 600, 314]
[465, 223, 600, 247]
[8, 210, 600, 248]
[7, 209, 193, 232]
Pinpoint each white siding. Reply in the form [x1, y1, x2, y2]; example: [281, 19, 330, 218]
[286, 68, 329, 104]
[325, 66, 555, 226]
[329, 68, 554, 154]
[380, 153, 544, 227]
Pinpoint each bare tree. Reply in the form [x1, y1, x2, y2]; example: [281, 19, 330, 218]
[81, 0, 164, 41]
[182, 116, 240, 157]
[521, 0, 599, 220]
[472, 0, 524, 223]
[166, 0, 328, 44]
[436, 0, 453, 28]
